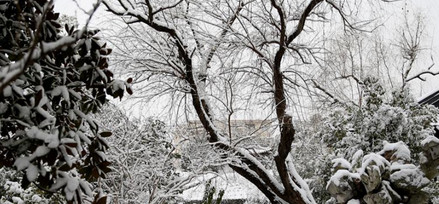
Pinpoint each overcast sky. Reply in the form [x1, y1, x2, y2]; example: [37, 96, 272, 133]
[53, 0, 439, 100]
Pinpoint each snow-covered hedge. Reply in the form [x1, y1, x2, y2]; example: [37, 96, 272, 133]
[0, 167, 64, 203]
[293, 77, 439, 203]
[326, 138, 439, 203]
[322, 78, 438, 158]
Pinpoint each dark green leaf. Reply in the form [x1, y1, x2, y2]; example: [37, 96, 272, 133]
[95, 196, 107, 204]
[99, 131, 112, 137]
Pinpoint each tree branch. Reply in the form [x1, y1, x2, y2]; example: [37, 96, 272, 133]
[406, 63, 438, 82]
[286, 0, 323, 45]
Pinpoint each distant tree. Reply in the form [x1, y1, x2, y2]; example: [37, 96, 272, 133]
[0, 0, 130, 203]
[94, 104, 224, 203]
[313, 12, 437, 107]
[321, 78, 438, 158]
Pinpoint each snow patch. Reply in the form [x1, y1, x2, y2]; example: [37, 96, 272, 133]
[359, 153, 389, 175]
[26, 164, 39, 182]
[421, 136, 439, 147]
[327, 169, 360, 187]
[379, 141, 411, 161]
[332, 158, 352, 170]
[26, 126, 59, 148]
[11, 197, 24, 204]
[14, 157, 30, 171]
[390, 167, 430, 189]
[347, 199, 360, 204]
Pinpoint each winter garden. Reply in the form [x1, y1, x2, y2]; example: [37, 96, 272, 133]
[1, 0, 439, 203]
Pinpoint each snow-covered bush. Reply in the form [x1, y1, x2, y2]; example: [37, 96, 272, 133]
[322, 77, 438, 159]
[292, 123, 333, 204]
[326, 138, 439, 203]
[0, 1, 130, 202]
[94, 104, 212, 203]
[93, 104, 238, 203]
[0, 167, 64, 203]
[293, 77, 438, 203]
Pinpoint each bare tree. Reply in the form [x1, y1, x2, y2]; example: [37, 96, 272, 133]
[100, 0, 399, 203]
[313, 10, 438, 108]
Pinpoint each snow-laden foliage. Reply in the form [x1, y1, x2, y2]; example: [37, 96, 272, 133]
[322, 77, 438, 159]
[292, 120, 333, 204]
[94, 106, 178, 203]
[326, 139, 439, 203]
[0, 1, 130, 203]
[93, 104, 221, 203]
[292, 77, 438, 203]
[0, 167, 64, 203]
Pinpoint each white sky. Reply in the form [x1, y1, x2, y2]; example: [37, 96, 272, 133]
[54, 0, 94, 16]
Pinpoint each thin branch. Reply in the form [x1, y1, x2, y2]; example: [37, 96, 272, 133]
[406, 63, 438, 82]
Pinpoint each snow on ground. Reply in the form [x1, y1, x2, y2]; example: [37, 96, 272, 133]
[180, 171, 267, 202]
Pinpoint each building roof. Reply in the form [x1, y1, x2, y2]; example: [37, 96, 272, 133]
[419, 90, 439, 107]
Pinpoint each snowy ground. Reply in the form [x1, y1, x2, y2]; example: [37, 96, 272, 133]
[180, 171, 267, 203]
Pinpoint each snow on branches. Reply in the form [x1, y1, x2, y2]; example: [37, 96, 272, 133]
[321, 77, 438, 159]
